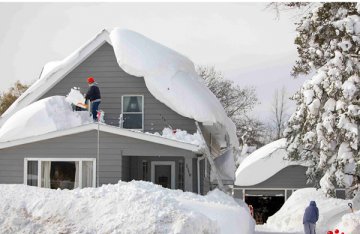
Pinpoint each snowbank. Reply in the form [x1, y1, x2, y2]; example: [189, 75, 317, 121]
[0, 181, 255, 234]
[0, 96, 92, 142]
[147, 128, 203, 146]
[235, 139, 302, 186]
[263, 188, 359, 234]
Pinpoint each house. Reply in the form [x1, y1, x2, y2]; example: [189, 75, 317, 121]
[0, 29, 237, 194]
[233, 138, 346, 224]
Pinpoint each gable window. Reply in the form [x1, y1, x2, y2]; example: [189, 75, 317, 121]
[122, 95, 144, 130]
[24, 158, 96, 189]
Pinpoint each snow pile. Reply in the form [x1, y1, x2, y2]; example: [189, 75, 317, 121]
[263, 188, 359, 234]
[0, 96, 92, 142]
[147, 128, 203, 146]
[109, 29, 238, 148]
[0, 181, 255, 234]
[235, 139, 303, 186]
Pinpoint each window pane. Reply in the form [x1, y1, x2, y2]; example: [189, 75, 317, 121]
[50, 162, 76, 190]
[41, 161, 51, 188]
[27, 161, 38, 186]
[82, 161, 94, 188]
[123, 96, 142, 113]
[123, 114, 142, 129]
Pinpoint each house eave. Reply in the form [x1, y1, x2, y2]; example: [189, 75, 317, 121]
[0, 123, 202, 153]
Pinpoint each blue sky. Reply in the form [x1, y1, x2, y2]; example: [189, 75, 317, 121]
[0, 2, 306, 121]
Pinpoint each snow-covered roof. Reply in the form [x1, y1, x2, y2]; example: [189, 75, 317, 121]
[0, 28, 237, 149]
[0, 122, 202, 152]
[235, 138, 304, 186]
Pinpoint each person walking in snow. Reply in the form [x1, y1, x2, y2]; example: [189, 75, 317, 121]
[303, 201, 319, 234]
[85, 77, 101, 121]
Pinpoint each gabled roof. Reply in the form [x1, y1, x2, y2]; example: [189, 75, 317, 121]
[235, 139, 307, 186]
[0, 123, 202, 152]
[0, 30, 112, 126]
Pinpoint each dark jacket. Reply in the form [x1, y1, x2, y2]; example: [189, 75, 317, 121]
[85, 84, 101, 102]
[303, 201, 319, 224]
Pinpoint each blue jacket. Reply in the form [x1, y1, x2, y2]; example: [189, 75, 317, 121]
[303, 201, 319, 224]
[85, 84, 101, 102]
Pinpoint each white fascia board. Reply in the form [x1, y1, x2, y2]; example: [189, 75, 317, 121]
[0, 124, 95, 149]
[0, 124, 201, 153]
[0, 30, 112, 126]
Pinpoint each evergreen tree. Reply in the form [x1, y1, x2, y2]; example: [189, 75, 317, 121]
[285, 3, 360, 197]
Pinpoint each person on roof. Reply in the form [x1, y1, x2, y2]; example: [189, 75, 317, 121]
[85, 77, 101, 121]
[303, 200, 319, 234]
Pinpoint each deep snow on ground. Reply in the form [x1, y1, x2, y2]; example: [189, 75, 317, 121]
[263, 188, 360, 234]
[0, 181, 255, 234]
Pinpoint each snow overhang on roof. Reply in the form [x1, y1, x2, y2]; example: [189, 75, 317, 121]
[0, 28, 238, 150]
[0, 123, 202, 152]
[234, 139, 305, 186]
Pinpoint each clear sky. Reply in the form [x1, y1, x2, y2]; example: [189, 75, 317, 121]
[0, 2, 306, 121]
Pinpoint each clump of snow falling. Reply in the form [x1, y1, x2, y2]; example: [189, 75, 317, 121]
[0, 96, 92, 142]
[0, 181, 255, 234]
[65, 88, 85, 106]
[148, 128, 203, 146]
[263, 188, 359, 234]
[109, 29, 238, 148]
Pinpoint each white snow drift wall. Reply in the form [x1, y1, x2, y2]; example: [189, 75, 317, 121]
[109, 29, 237, 147]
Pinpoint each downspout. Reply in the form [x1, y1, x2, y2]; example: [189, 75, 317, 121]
[197, 155, 205, 194]
[195, 121, 224, 191]
[97, 120, 100, 187]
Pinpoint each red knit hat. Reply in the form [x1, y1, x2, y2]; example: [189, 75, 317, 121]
[87, 77, 95, 84]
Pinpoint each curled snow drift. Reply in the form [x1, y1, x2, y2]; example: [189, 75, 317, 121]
[235, 138, 300, 186]
[264, 188, 359, 234]
[0, 96, 92, 142]
[110, 29, 237, 147]
[0, 181, 255, 234]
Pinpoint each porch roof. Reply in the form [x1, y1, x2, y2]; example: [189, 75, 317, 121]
[0, 123, 203, 153]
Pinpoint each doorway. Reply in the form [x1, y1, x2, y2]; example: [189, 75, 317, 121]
[151, 161, 175, 189]
[245, 195, 285, 224]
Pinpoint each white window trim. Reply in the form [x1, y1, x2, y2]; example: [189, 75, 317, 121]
[151, 161, 176, 189]
[24, 158, 96, 188]
[121, 95, 144, 130]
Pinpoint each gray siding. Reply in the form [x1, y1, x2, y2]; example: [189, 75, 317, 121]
[236, 165, 313, 189]
[0, 130, 197, 187]
[40, 42, 196, 133]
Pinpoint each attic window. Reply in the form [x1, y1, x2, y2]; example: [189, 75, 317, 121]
[122, 95, 144, 130]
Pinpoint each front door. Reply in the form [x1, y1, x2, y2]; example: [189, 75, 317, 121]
[151, 161, 175, 189]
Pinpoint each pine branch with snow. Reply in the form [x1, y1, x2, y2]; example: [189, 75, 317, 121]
[285, 3, 360, 197]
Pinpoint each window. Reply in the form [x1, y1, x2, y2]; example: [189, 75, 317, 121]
[24, 158, 96, 189]
[122, 95, 143, 129]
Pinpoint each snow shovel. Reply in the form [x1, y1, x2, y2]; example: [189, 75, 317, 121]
[76, 102, 88, 109]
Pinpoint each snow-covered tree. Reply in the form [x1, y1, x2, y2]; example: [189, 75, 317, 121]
[285, 3, 360, 197]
